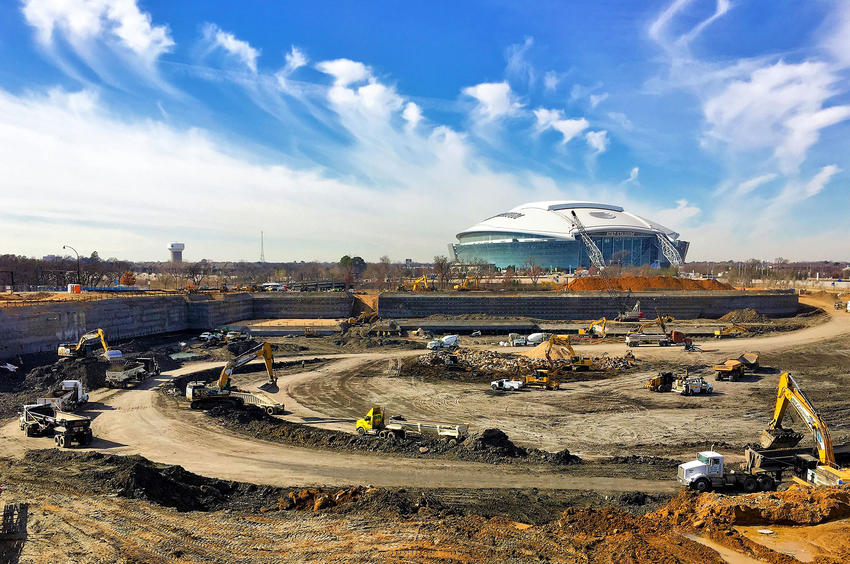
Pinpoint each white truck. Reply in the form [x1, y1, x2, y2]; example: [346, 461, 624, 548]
[105, 357, 160, 388]
[507, 333, 527, 346]
[490, 378, 524, 391]
[37, 380, 89, 411]
[427, 335, 459, 350]
[672, 376, 713, 395]
[678, 450, 778, 493]
[625, 333, 671, 347]
[19, 403, 93, 448]
[526, 333, 548, 346]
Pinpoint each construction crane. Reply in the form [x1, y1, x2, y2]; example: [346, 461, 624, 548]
[568, 210, 605, 271]
[545, 335, 593, 370]
[655, 233, 683, 267]
[57, 328, 122, 361]
[760, 372, 850, 486]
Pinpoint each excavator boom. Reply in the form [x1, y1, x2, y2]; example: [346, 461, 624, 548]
[217, 342, 277, 389]
[761, 372, 836, 466]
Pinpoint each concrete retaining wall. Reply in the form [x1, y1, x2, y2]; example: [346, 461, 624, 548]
[0, 292, 355, 359]
[377, 290, 799, 320]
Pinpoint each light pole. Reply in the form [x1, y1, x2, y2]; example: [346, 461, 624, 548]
[63, 245, 81, 286]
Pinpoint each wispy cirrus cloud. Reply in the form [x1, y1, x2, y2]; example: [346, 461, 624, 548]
[201, 23, 260, 72]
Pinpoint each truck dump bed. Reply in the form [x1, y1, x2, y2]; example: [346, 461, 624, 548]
[386, 417, 469, 439]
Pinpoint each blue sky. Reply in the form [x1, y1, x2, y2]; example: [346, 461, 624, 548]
[1, 0, 848, 262]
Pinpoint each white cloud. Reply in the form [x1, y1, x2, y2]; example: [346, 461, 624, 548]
[736, 173, 777, 195]
[607, 112, 634, 130]
[402, 102, 422, 128]
[505, 36, 535, 85]
[22, 0, 174, 62]
[589, 93, 608, 109]
[585, 130, 608, 154]
[703, 61, 850, 173]
[804, 164, 840, 198]
[543, 71, 559, 92]
[649, 0, 730, 51]
[285, 45, 308, 73]
[533, 108, 588, 144]
[462, 81, 523, 121]
[202, 23, 260, 72]
[654, 199, 701, 226]
[316, 58, 370, 86]
[821, 1, 850, 68]
[621, 166, 639, 185]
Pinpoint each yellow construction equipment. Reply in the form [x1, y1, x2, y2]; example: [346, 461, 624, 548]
[57, 328, 121, 360]
[578, 317, 607, 338]
[628, 315, 674, 335]
[760, 372, 850, 486]
[453, 276, 480, 291]
[216, 342, 277, 389]
[644, 372, 674, 392]
[411, 275, 429, 291]
[545, 335, 593, 370]
[714, 324, 747, 339]
[347, 311, 378, 325]
[524, 369, 560, 390]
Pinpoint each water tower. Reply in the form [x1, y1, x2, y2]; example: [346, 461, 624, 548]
[168, 242, 185, 263]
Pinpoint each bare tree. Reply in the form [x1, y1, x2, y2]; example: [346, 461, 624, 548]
[184, 260, 211, 287]
[432, 256, 451, 290]
[525, 257, 543, 286]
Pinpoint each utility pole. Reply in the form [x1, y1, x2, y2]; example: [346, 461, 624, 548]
[260, 230, 265, 263]
[63, 245, 81, 286]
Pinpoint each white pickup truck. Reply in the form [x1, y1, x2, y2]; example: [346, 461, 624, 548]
[490, 378, 524, 391]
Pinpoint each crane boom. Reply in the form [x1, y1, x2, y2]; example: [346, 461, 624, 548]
[567, 211, 605, 271]
[656, 233, 683, 266]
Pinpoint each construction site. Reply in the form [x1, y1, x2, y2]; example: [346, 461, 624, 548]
[0, 278, 849, 563]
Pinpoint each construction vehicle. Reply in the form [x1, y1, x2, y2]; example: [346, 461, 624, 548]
[185, 342, 283, 414]
[714, 324, 747, 339]
[19, 403, 93, 448]
[347, 311, 378, 326]
[507, 333, 527, 346]
[544, 335, 593, 370]
[105, 357, 160, 388]
[672, 375, 713, 395]
[578, 317, 606, 338]
[453, 276, 480, 291]
[526, 332, 548, 345]
[712, 353, 759, 381]
[625, 315, 693, 349]
[58, 328, 122, 361]
[491, 378, 524, 391]
[401, 275, 430, 292]
[427, 335, 459, 350]
[568, 210, 606, 271]
[616, 301, 644, 321]
[355, 406, 469, 443]
[677, 450, 779, 493]
[37, 380, 88, 411]
[524, 369, 560, 390]
[759, 372, 850, 486]
[645, 371, 675, 392]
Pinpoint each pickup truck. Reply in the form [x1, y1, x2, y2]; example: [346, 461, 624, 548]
[491, 378, 524, 391]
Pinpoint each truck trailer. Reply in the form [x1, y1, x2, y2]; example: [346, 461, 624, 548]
[19, 403, 93, 448]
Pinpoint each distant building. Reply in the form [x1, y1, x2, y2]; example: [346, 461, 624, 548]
[168, 242, 185, 263]
[452, 201, 689, 269]
[42, 255, 63, 261]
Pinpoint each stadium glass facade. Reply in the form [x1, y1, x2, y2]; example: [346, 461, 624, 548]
[452, 233, 689, 270]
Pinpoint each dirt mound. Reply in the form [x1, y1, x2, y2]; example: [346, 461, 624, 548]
[568, 276, 732, 292]
[199, 403, 580, 466]
[719, 308, 769, 323]
[280, 486, 365, 512]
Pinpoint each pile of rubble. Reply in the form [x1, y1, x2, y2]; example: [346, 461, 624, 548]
[418, 347, 636, 374]
[280, 486, 365, 511]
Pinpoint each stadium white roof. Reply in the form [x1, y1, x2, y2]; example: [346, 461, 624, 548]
[457, 200, 680, 241]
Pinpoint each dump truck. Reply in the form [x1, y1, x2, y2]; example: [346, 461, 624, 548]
[427, 335, 459, 350]
[491, 378, 524, 391]
[355, 406, 469, 444]
[19, 403, 93, 448]
[37, 380, 88, 411]
[672, 375, 712, 395]
[677, 449, 780, 493]
[645, 372, 675, 392]
[105, 357, 160, 388]
[713, 353, 759, 381]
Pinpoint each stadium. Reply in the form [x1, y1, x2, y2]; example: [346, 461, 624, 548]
[451, 201, 689, 270]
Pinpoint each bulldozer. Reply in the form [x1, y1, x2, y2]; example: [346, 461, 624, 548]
[644, 372, 675, 392]
[524, 369, 560, 390]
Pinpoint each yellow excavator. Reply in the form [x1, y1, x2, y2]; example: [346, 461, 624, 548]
[347, 311, 378, 326]
[58, 328, 122, 360]
[186, 342, 280, 410]
[714, 324, 747, 339]
[578, 317, 607, 338]
[453, 276, 480, 291]
[545, 335, 593, 370]
[628, 315, 675, 335]
[411, 275, 429, 291]
[761, 372, 850, 486]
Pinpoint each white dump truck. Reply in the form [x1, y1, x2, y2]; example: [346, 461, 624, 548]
[37, 380, 88, 411]
[427, 335, 459, 350]
[105, 357, 160, 388]
[678, 450, 779, 493]
[19, 403, 93, 448]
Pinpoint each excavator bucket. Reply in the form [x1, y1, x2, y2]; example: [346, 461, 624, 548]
[760, 428, 804, 450]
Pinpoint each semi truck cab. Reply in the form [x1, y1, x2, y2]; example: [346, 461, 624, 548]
[678, 451, 724, 491]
